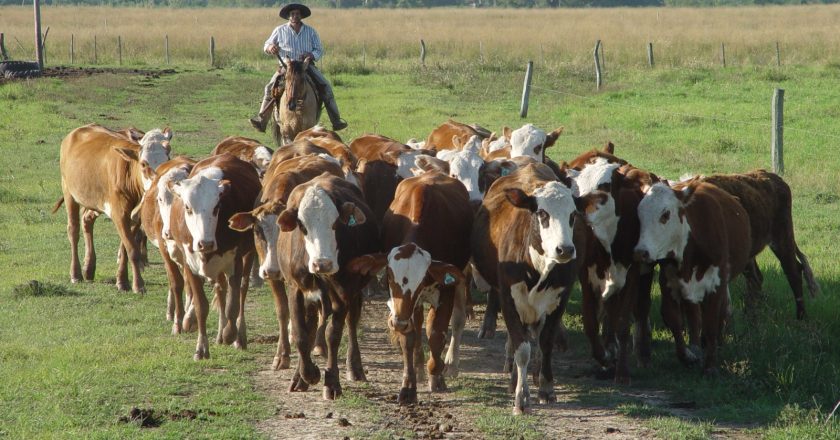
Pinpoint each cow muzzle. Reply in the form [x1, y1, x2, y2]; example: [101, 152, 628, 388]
[554, 245, 576, 263]
[260, 267, 282, 280]
[634, 249, 652, 263]
[196, 240, 217, 253]
[388, 316, 412, 333]
[309, 258, 336, 275]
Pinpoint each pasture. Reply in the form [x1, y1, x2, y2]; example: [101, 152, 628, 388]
[1, 5, 840, 439]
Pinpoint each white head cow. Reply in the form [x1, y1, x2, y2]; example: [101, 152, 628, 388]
[252, 145, 273, 177]
[157, 165, 192, 240]
[228, 200, 285, 280]
[634, 182, 691, 264]
[572, 157, 622, 249]
[415, 135, 485, 202]
[170, 167, 228, 253]
[506, 181, 578, 269]
[509, 124, 562, 162]
[137, 128, 174, 191]
[277, 183, 367, 275]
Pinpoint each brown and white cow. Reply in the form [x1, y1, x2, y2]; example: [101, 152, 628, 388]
[349, 134, 434, 180]
[471, 163, 581, 414]
[211, 136, 274, 178]
[294, 123, 344, 143]
[693, 170, 819, 319]
[509, 124, 563, 162]
[167, 154, 261, 360]
[348, 171, 472, 404]
[424, 119, 490, 151]
[54, 124, 173, 293]
[229, 155, 345, 370]
[634, 180, 751, 375]
[276, 174, 379, 399]
[139, 156, 196, 333]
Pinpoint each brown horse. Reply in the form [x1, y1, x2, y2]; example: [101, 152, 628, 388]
[271, 60, 319, 146]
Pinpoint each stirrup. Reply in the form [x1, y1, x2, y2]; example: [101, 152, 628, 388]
[249, 116, 267, 133]
[331, 118, 348, 131]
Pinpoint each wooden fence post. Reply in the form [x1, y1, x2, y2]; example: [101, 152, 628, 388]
[520, 60, 533, 119]
[118, 36, 122, 65]
[600, 40, 605, 71]
[776, 41, 781, 67]
[34, 0, 44, 69]
[594, 40, 602, 91]
[93, 35, 97, 64]
[70, 34, 74, 64]
[419, 39, 426, 66]
[647, 42, 654, 67]
[209, 36, 215, 67]
[362, 42, 366, 68]
[0, 33, 8, 61]
[772, 88, 784, 175]
[721, 43, 726, 67]
[165, 35, 169, 65]
[479, 41, 484, 64]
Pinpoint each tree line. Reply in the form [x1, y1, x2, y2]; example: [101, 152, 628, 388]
[2, 0, 834, 8]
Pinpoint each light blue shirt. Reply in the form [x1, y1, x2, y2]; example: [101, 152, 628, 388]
[263, 22, 323, 63]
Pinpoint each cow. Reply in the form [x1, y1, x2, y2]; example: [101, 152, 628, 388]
[54, 124, 173, 293]
[634, 180, 752, 375]
[471, 163, 581, 414]
[294, 123, 343, 143]
[276, 173, 379, 399]
[691, 170, 820, 319]
[211, 136, 274, 178]
[303, 136, 359, 186]
[139, 156, 196, 333]
[229, 155, 346, 370]
[348, 134, 434, 180]
[348, 171, 472, 404]
[424, 119, 490, 151]
[509, 124, 564, 162]
[167, 154, 261, 360]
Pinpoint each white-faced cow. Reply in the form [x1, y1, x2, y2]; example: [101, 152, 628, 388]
[229, 155, 346, 371]
[509, 124, 563, 162]
[54, 124, 173, 293]
[167, 154, 261, 360]
[276, 173, 379, 399]
[471, 163, 581, 415]
[211, 136, 274, 178]
[634, 180, 751, 375]
[348, 171, 472, 404]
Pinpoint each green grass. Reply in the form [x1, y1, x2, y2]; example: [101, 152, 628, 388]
[1, 60, 839, 438]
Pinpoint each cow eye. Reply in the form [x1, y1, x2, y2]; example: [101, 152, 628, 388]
[660, 210, 671, 224]
[534, 145, 542, 155]
[536, 209, 549, 225]
[185, 207, 193, 215]
[569, 213, 575, 227]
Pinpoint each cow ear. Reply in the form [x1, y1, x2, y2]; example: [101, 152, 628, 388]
[427, 262, 464, 287]
[163, 127, 174, 141]
[161, 140, 172, 154]
[277, 209, 298, 232]
[604, 141, 615, 154]
[228, 212, 256, 232]
[380, 150, 402, 165]
[680, 183, 697, 202]
[339, 202, 366, 227]
[451, 135, 463, 150]
[504, 188, 537, 212]
[502, 126, 512, 139]
[127, 127, 145, 142]
[141, 161, 156, 181]
[115, 147, 139, 162]
[347, 253, 388, 276]
[544, 127, 564, 150]
[573, 195, 586, 212]
[415, 155, 449, 174]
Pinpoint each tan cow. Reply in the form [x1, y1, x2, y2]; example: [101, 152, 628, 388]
[54, 123, 173, 293]
[425, 119, 490, 151]
[211, 136, 274, 178]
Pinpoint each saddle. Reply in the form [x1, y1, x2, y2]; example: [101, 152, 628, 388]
[270, 66, 323, 115]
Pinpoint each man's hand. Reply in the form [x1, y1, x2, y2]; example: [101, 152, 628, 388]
[266, 44, 279, 55]
[302, 52, 313, 63]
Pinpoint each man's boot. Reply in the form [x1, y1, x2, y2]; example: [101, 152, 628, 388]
[249, 95, 275, 133]
[324, 97, 348, 131]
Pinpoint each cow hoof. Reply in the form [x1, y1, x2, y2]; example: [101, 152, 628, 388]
[273, 356, 291, 370]
[171, 323, 182, 335]
[182, 317, 196, 333]
[477, 327, 495, 339]
[594, 366, 615, 380]
[398, 387, 417, 405]
[538, 390, 556, 404]
[503, 358, 513, 374]
[233, 339, 247, 350]
[443, 364, 459, 378]
[512, 405, 530, 416]
[346, 368, 366, 382]
[429, 375, 447, 393]
[323, 385, 342, 400]
[193, 350, 209, 361]
[312, 345, 326, 357]
[222, 326, 239, 345]
[302, 363, 321, 386]
[116, 281, 130, 291]
[70, 277, 82, 284]
[166, 312, 174, 322]
[289, 373, 309, 392]
[133, 284, 146, 294]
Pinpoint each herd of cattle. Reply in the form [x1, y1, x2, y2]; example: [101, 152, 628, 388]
[53, 119, 821, 415]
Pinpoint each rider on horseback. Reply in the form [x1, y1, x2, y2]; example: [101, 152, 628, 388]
[249, 3, 348, 133]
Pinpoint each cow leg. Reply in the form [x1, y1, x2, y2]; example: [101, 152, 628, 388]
[660, 278, 695, 366]
[290, 288, 320, 390]
[499, 285, 530, 415]
[64, 197, 83, 283]
[212, 276, 228, 345]
[182, 282, 197, 333]
[538, 308, 562, 404]
[412, 308, 426, 383]
[112, 211, 145, 293]
[427, 287, 455, 392]
[684, 301, 703, 359]
[701, 288, 726, 376]
[81, 208, 98, 282]
[581, 277, 608, 369]
[345, 291, 366, 382]
[313, 302, 328, 357]
[769, 241, 806, 320]
[398, 321, 420, 405]
[444, 280, 467, 378]
[161, 246, 186, 334]
[323, 295, 347, 400]
[478, 287, 499, 339]
[633, 266, 654, 368]
[609, 272, 638, 386]
[269, 279, 291, 370]
[227, 253, 246, 349]
[186, 271, 210, 360]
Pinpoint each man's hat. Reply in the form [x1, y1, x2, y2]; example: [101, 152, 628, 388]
[279, 3, 311, 19]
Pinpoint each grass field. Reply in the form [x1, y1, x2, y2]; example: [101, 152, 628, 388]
[1, 6, 840, 438]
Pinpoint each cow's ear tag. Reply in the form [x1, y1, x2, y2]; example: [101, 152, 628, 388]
[444, 273, 456, 285]
[501, 168, 511, 176]
[348, 215, 357, 226]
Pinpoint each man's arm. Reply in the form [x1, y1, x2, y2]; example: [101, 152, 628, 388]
[263, 26, 281, 55]
[308, 26, 323, 62]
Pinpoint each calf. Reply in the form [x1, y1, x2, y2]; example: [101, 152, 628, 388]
[471, 163, 580, 414]
[424, 119, 489, 151]
[634, 180, 751, 374]
[229, 155, 345, 370]
[54, 124, 173, 293]
[168, 154, 261, 360]
[211, 136, 274, 178]
[349, 172, 472, 404]
[276, 174, 379, 399]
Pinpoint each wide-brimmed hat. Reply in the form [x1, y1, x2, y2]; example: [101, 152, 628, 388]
[279, 3, 311, 19]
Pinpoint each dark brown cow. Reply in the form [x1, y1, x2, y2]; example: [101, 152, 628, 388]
[229, 155, 345, 370]
[276, 174, 379, 399]
[697, 170, 819, 319]
[471, 163, 581, 414]
[425, 119, 490, 151]
[139, 156, 196, 333]
[634, 180, 751, 375]
[348, 172, 472, 404]
[211, 136, 274, 178]
[54, 124, 173, 293]
[168, 154, 261, 360]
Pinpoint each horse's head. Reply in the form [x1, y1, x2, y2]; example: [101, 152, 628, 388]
[284, 59, 309, 112]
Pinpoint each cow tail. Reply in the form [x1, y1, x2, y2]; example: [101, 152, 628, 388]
[796, 246, 821, 297]
[51, 197, 64, 214]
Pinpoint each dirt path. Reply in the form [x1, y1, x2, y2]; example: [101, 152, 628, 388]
[252, 292, 682, 440]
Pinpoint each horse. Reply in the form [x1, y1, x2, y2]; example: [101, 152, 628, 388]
[271, 59, 319, 147]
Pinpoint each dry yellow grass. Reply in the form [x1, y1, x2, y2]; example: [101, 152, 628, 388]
[2, 5, 840, 67]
